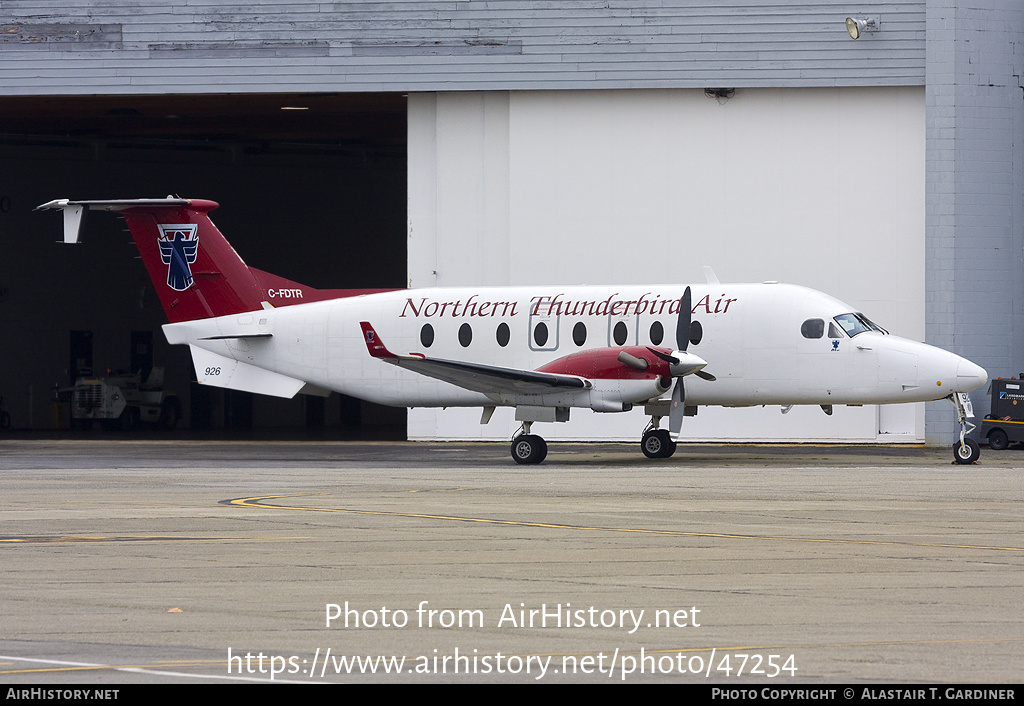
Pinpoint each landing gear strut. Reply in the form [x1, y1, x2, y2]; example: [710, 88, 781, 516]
[511, 422, 547, 465]
[949, 393, 980, 465]
[641, 418, 677, 459]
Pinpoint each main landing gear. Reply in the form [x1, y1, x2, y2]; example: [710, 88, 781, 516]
[641, 419, 677, 459]
[510, 420, 679, 464]
[511, 422, 547, 465]
[950, 393, 980, 465]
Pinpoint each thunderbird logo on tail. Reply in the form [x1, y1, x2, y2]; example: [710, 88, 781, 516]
[157, 224, 199, 291]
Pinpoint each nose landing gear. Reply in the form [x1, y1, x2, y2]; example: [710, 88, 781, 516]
[950, 393, 980, 465]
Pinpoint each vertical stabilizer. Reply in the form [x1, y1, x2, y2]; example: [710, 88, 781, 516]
[39, 198, 265, 323]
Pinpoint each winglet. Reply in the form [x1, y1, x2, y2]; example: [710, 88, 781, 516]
[359, 322, 397, 358]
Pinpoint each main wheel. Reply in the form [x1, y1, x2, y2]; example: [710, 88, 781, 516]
[953, 438, 980, 465]
[511, 434, 547, 464]
[641, 429, 676, 459]
[987, 428, 1009, 451]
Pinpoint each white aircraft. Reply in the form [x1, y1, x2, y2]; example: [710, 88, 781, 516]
[38, 197, 988, 464]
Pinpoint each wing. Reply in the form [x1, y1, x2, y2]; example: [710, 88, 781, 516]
[359, 322, 589, 396]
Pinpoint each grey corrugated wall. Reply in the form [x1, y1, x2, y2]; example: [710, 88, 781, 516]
[0, 2, 924, 94]
[925, 0, 1024, 441]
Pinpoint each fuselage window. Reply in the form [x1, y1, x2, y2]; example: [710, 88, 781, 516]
[458, 322, 472, 347]
[649, 321, 664, 346]
[420, 323, 434, 348]
[573, 322, 587, 346]
[534, 322, 549, 347]
[613, 321, 628, 346]
[496, 322, 510, 347]
[801, 318, 825, 339]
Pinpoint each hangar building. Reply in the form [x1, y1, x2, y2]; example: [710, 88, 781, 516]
[1, 1, 1020, 444]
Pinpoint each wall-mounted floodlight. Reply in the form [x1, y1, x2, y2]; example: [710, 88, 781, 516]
[845, 16, 880, 39]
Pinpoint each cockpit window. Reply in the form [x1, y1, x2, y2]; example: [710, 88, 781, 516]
[801, 318, 824, 339]
[828, 321, 844, 339]
[833, 312, 888, 338]
[860, 314, 888, 334]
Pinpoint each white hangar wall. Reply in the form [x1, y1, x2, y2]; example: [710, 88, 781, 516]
[407, 87, 927, 442]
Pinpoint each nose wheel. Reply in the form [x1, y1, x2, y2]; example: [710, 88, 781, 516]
[953, 437, 980, 465]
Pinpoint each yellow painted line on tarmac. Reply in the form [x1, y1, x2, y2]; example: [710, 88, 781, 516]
[0, 535, 309, 545]
[407, 487, 471, 493]
[229, 494, 1024, 552]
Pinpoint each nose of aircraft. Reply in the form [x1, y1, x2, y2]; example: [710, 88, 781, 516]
[956, 358, 988, 392]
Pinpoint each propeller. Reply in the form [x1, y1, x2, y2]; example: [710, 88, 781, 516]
[652, 286, 715, 440]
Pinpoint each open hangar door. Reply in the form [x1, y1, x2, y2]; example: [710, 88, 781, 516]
[0, 93, 407, 436]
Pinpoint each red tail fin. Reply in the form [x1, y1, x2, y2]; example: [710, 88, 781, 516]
[121, 200, 265, 323]
[40, 198, 266, 323]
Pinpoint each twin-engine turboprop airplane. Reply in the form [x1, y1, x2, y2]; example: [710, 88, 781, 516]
[38, 197, 988, 464]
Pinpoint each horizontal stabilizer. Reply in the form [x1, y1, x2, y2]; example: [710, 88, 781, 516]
[188, 345, 307, 398]
[36, 198, 191, 244]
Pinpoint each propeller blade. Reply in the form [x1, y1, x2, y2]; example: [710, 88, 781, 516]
[646, 347, 680, 366]
[677, 287, 691, 352]
[669, 378, 684, 439]
[695, 370, 716, 381]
